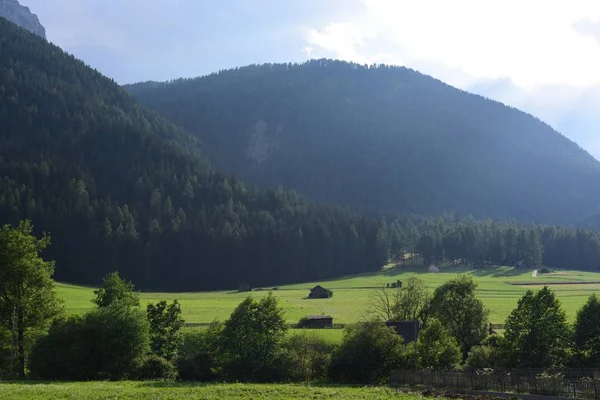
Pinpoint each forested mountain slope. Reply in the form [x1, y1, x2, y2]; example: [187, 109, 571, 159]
[0, 19, 388, 291]
[127, 60, 600, 224]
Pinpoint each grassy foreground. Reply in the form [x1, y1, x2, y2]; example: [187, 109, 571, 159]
[57, 266, 600, 328]
[0, 382, 417, 399]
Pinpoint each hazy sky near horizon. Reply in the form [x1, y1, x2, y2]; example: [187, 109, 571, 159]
[24, 0, 600, 159]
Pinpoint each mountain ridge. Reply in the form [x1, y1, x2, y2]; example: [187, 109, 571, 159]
[0, 0, 45, 38]
[126, 60, 600, 224]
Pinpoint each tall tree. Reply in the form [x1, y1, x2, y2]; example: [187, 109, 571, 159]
[503, 286, 572, 368]
[430, 275, 489, 360]
[0, 220, 63, 377]
[219, 292, 287, 381]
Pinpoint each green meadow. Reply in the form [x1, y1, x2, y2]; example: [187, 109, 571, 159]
[57, 266, 600, 330]
[0, 382, 420, 400]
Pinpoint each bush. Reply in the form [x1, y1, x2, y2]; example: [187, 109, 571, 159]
[177, 322, 222, 381]
[29, 316, 84, 380]
[177, 351, 218, 382]
[282, 333, 333, 382]
[329, 321, 412, 383]
[539, 267, 552, 274]
[29, 301, 149, 381]
[417, 318, 461, 370]
[136, 355, 177, 380]
[465, 345, 500, 370]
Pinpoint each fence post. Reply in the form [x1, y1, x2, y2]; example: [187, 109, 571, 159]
[471, 369, 474, 391]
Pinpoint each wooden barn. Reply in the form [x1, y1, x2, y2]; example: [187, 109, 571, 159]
[308, 285, 333, 299]
[386, 321, 420, 343]
[301, 315, 334, 328]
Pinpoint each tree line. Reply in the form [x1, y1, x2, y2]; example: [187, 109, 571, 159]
[3, 222, 600, 383]
[388, 216, 600, 272]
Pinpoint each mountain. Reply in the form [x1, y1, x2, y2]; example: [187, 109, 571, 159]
[0, 0, 45, 38]
[126, 60, 600, 225]
[0, 20, 388, 291]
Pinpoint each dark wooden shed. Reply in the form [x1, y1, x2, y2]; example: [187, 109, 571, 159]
[308, 285, 333, 299]
[301, 315, 334, 328]
[386, 321, 420, 343]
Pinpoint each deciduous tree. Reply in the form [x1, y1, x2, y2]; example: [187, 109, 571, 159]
[430, 275, 489, 360]
[503, 286, 571, 368]
[0, 220, 63, 377]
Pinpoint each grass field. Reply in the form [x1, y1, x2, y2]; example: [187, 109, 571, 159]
[0, 382, 420, 399]
[57, 266, 600, 331]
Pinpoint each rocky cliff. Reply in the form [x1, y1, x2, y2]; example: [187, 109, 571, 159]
[0, 0, 45, 38]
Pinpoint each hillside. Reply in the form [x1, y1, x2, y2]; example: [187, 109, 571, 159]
[0, 19, 388, 291]
[127, 60, 600, 224]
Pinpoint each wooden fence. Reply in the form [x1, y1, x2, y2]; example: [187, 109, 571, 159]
[390, 369, 600, 399]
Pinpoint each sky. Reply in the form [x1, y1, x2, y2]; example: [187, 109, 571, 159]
[24, 0, 600, 159]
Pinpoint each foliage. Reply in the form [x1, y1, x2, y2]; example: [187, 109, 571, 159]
[147, 300, 184, 361]
[430, 275, 489, 360]
[219, 293, 287, 381]
[30, 302, 150, 380]
[0, 20, 387, 292]
[369, 277, 429, 322]
[93, 272, 140, 309]
[329, 321, 412, 383]
[282, 333, 333, 382]
[503, 286, 572, 368]
[28, 316, 84, 380]
[177, 321, 223, 381]
[0, 220, 63, 377]
[574, 294, 600, 367]
[464, 344, 501, 370]
[127, 60, 600, 225]
[417, 318, 461, 370]
[135, 355, 177, 381]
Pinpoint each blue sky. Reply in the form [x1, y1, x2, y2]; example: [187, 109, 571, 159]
[25, 0, 600, 159]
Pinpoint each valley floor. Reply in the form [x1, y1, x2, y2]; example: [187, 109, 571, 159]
[0, 382, 419, 400]
[57, 266, 600, 332]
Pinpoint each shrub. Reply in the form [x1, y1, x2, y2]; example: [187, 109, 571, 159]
[177, 322, 222, 381]
[329, 321, 412, 383]
[29, 301, 149, 381]
[29, 316, 84, 380]
[465, 345, 500, 370]
[177, 351, 218, 382]
[136, 355, 177, 380]
[539, 267, 552, 274]
[282, 333, 333, 382]
[417, 318, 461, 370]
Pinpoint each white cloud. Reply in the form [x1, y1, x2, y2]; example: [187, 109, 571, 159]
[305, 22, 379, 65]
